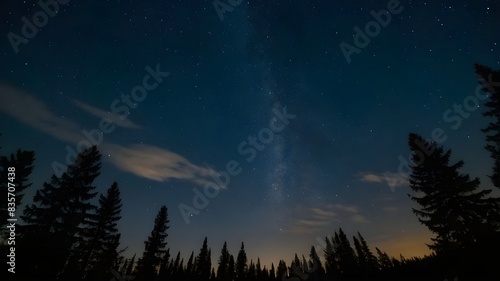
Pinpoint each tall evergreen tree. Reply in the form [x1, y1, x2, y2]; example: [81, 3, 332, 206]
[323, 236, 337, 277]
[236, 242, 248, 280]
[228, 255, 236, 281]
[256, 258, 262, 280]
[356, 232, 378, 272]
[74, 182, 123, 280]
[336, 228, 357, 276]
[136, 205, 169, 281]
[195, 237, 211, 280]
[308, 246, 325, 281]
[186, 251, 195, 276]
[375, 248, 392, 270]
[248, 259, 256, 280]
[217, 241, 230, 281]
[19, 146, 101, 279]
[475, 64, 500, 189]
[408, 133, 499, 254]
[269, 263, 275, 280]
[276, 260, 287, 280]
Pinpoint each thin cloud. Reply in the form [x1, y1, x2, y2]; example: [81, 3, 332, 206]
[73, 100, 141, 129]
[0, 85, 219, 187]
[0, 85, 82, 143]
[358, 171, 408, 191]
[287, 203, 370, 234]
[104, 143, 221, 187]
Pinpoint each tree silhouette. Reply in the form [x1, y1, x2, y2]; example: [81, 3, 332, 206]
[236, 242, 248, 280]
[408, 133, 498, 255]
[136, 205, 169, 281]
[72, 181, 123, 280]
[475, 64, 500, 189]
[19, 145, 101, 279]
[353, 232, 378, 275]
[217, 241, 231, 281]
[228, 254, 236, 281]
[195, 237, 212, 280]
[308, 246, 325, 281]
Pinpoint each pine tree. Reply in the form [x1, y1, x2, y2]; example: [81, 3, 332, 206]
[236, 242, 248, 280]
[0, 149, 35, 231]
[276, 260, 287, 280]
[217, 241, 230, 281]
[408, 133, 499, 254]
[186, 251, 195, 276]
[75, 182, 123, 280]
[308, 246, 325, 281]
[228, 255, 235, 281]
[475, 64, 500, 189]
[269, 263, 276, 280]
[136, 205, 169, 281]
[19, 146, 101, 279]
[336, 228, 357, 276]
[375, 248, 392, 270]
[248, 259, 256, 280]
[357, 232, 378, 272]
[195, 237, 211, 280]
[323, 236, 337, 276]
[256, 258, 262, 280]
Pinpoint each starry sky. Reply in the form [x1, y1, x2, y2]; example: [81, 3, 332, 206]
[1, 0, 500, 268]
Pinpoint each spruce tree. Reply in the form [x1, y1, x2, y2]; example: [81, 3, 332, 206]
[375, 248, 392, 269]
[276, 260, 287, 280]
[269, 263, 275, 280]
[475, 64, 500, 189]
[228, 255, 236, 281]
[236, 242, 248, 280]
[136, 205, 169, 281]
[336, 228, 357, 276]
[323, 236, 337, 277]
[248, 259, 256, 280]
[195, 237, 211, 280]
[186, 251, 195, 276]
[76, 181, 123, 280]
[217, 241, 230, 281]
[357, 232, 378, 272]
[309, 246, 325, 281]
[19, 146, 101, 279]
[408, 133, 498, 254]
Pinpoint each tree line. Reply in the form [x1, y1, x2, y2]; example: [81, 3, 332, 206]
[1, 64, 500, 281]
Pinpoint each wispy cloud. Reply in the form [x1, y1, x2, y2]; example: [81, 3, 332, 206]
[0, 85, 218, 187]
[104, 143, 220, 187]
[287, 203, 370, 234]
[358, 171, 408, 191]
[0, 85, 82, 143]
[73, 100, 141, 129]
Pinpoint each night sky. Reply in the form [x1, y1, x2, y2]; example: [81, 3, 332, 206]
[1, 0, 500, 268]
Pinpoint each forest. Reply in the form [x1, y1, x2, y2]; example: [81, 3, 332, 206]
[1, 64, 500, 281]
